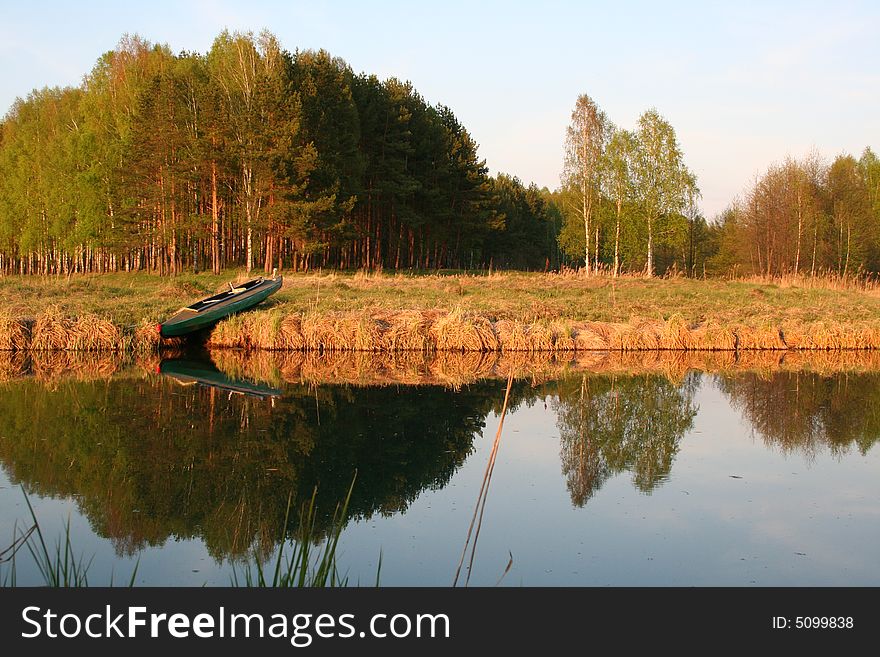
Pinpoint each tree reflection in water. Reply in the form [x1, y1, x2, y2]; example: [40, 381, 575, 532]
[0, 373, 508, 559]
[553, 373, 700, 506]
[717, 371, 880, 457]
[2, 353, 879, 565]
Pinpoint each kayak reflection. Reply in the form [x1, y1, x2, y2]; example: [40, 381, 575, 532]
[159, 357, 282, 399]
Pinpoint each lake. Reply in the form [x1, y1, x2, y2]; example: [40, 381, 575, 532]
[1, 350, 878, 586]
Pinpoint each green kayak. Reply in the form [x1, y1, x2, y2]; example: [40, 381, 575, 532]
[158, 274, 282, 338]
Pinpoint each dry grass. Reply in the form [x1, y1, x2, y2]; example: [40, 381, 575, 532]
[0, 309, 30, 351]
[495, 319, 530, 352]
[690, 321, 737, 351]
[28, 306, 123, 351]
[202, 308, 880, 354]
[5, 270, 880, 353]
[30, 305, 75, 351]
[275, 314, 306, 350]
[300, 312, 384, 352]
[132, 320, 162, 353]
[430, 307, 499, 352]
[5, 304, 880, 355]
[377, 311, 434, 352]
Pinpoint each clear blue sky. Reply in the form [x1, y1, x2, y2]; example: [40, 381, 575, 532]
[2, 0, 877, 218]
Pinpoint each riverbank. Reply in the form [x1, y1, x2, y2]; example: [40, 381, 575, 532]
[2, 270, 880, 352]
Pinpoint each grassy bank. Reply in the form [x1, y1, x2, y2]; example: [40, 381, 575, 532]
[2, 270, 880, 352]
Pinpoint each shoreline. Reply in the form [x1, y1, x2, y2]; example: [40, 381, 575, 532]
[3, 271, 880, 354]
[2, 306, 880, 353]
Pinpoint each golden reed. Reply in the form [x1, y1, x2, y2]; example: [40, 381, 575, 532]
[205, 309, 880, 353]
[2, 307, 880, 353]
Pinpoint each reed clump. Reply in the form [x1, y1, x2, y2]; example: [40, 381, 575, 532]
[207, 314, 254, 349]
[29, 307, 123, 352]
[131, 321, 162, 353]
[30, 306, 75, 351]
[660, 315, 693, 350]
[689, 321, 737, 351]
[430, 307, 499, 352]
[377, 311, 434, 352]
[275, 314, 305, 350]
[7, 295, 880, 354]
[734, 324, 787, 350]
[494, 319, 531, 352]
[0, 310, 30, 351]
[70, 315, 123, 351]
[301, 312, 383, 352]
[571, 323, 610, 350]
[782, 322, 880, 351]
[626, 319, 664, 350]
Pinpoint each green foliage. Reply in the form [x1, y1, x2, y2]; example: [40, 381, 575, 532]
[0, 32, 527, 274]
[557, 98, 699, 275]
[484, 174, 561, 269]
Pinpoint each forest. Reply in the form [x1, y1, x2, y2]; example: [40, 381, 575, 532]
[0, 30, 560, 276]
[558, 93, 880, 278]
[1, 30, 878, 278]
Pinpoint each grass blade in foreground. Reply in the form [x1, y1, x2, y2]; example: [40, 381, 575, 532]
[232, 473, 358, 587]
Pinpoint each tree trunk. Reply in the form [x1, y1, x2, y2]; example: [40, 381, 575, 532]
[211, 160, 220, 275]
[614, 196, 621, 278]
[795, 189, 802, 275]
[810, 222, 818, 277]
[582, 181, 591, 275]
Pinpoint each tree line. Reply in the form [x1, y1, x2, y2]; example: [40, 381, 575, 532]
[0, 31, 560, 276]
[709, 149, 880, 277]
[556, 93, 880, 279]
[4, 37, 878, 280]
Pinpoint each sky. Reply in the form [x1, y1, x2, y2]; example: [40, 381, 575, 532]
[1, 0, 878, 219]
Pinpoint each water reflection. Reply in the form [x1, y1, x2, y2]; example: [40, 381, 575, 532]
[159, 357, 282, 399]
[718, 371, 880, 456]
[0, 368, 509, 558]
[1, 350, 879, 571]
[553, 373, 700, 506]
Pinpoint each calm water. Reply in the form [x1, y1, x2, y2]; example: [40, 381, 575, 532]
[1, 355, 878, 586]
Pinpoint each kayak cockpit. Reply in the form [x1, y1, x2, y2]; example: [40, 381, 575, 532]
[186, 277, 266, 312]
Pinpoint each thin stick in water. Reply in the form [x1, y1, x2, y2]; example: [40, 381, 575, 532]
[453, 371, 514, 587]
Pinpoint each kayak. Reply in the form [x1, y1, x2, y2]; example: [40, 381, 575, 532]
[158, 274, 282, 338]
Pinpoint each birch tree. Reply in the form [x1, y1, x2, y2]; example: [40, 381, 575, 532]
[828, 155, 872, 277]
[208, 30, 294, 273]
[561, 94, 609, 274]
[632, 109, 695, 276]
[602, 129, 637, 277]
